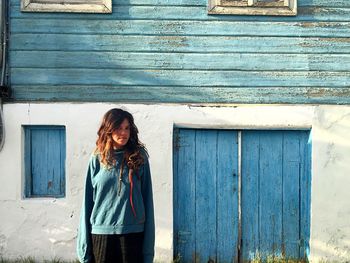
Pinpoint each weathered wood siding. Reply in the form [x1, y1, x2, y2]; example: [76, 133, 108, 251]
[8, 0, 350, 103]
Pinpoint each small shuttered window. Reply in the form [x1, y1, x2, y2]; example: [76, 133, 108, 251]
[208, 0, 297, 16]
[24, 126, 66, 198]
[21, 0, 112, 13]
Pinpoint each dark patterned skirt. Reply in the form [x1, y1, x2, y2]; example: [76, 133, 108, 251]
[91, 232, 144, 263]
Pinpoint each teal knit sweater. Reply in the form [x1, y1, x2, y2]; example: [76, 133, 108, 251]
[77, 150, 155, 263]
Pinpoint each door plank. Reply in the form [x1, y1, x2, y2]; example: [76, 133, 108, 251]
[174, 129, 196, 261]
[299, 131, 312, 260]
[195, 130, 217, 262]
[241, 131, 260, 260]
[259, 131, 283, 258]
[282, 131, 301, 259]
[217, 130, 239, 262]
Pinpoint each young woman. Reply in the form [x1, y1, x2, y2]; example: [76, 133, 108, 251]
[77, 108, 155, 263]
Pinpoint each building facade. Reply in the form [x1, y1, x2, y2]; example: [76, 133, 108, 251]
[0, 0, 349, 262]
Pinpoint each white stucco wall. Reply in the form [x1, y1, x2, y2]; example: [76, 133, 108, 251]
[0, 103, 349, 262]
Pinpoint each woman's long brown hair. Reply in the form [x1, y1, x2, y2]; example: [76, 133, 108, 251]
[95, 108, 147, 170]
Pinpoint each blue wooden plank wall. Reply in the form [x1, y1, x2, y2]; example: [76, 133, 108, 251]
[8, 0, 350, 103]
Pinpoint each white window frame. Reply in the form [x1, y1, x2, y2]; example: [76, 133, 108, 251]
[208, 0, 297, 16]
[21, 0, 112, 13]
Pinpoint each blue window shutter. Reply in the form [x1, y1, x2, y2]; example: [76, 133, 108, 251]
[24, 126, 66, 198]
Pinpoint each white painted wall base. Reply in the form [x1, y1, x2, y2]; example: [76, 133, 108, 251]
[0, 103, 349, 262]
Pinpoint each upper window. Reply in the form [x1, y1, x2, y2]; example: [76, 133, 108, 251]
[21, 0, 112, 13]
[24, 126, 66, 198]
[208, 0, 297, 16]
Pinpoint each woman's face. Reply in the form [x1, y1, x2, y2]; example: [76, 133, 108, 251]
[112, 118, 130, 149]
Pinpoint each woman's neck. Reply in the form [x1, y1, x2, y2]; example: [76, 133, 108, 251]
[113, 146, 123, 150]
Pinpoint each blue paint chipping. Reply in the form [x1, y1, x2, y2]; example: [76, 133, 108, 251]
[174, 128, 311, 262]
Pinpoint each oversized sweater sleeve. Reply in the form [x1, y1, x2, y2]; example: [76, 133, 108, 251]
[141, 157, 155, 263]
[77, 155, 97, 263]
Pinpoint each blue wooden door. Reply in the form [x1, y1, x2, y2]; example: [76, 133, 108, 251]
[174, 129, 239, 262]
[174, 129, 311, 263]
[241, 130, 311, 261]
